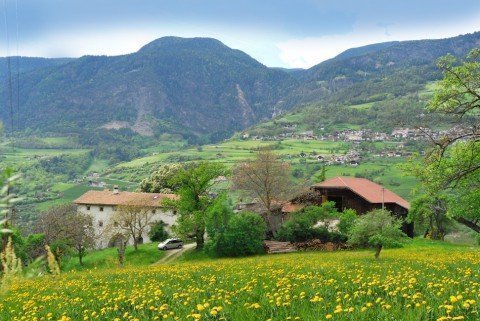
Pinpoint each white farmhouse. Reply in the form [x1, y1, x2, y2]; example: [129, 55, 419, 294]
[74, 186, 178, 249]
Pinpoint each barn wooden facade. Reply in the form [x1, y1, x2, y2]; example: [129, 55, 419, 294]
[283, 177, 414, 237]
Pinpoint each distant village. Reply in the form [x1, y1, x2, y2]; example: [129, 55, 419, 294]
[243, 125, 465, 143]
[241, 125, 468, 166]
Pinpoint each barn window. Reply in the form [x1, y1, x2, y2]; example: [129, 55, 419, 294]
[100, 207, 104, 212]
[98, 221, 104, 227]
[86, 206, 91, 211]
[152, 209, 156, 214]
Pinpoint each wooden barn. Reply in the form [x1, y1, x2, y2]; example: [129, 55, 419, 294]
[283, 177, 413, 237]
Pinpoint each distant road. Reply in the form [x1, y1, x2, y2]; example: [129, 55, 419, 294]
[154, 243, 196, 264]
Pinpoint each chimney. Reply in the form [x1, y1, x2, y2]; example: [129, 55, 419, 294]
[113, 185, 120, 195]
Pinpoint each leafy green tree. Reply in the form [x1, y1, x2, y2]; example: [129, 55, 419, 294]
[138, 164, 183, 193]
[313, 165, 328, 183]
[409, 194, 451, 240]
[348, 209, 407, 259]
[205, 193, 232, 239]
[411, 48, 480, 233]
[204, 196, 233, 257]
[167, 162, 227, 249]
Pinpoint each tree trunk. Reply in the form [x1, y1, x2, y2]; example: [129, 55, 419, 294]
[454, 217, 480, 233]
[133, 239, 138, 251]
[195, 228, 205, 250]
[117, 241, 126, 267]
[374, 245, 382, 259]
[423, 228, 430, 238]
[79, 251, 83, 266]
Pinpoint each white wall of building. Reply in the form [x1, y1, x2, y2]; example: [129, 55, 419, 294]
[77, 204, 177, 249]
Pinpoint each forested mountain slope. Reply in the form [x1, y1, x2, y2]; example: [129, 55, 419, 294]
[0, 57, 72, 81]
[246, 32, 480, 136]
[1, 32, 479, 144]
[0, 37, 296, 142]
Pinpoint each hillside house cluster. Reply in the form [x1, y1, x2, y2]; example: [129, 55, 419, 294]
[74, 186, 177, 249]
[242, 126, 461, 144]
[288, 149, 362, 166]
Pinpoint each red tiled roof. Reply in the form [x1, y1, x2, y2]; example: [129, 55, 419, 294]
[313, 177, 410, 209]
[74, 190, 178, 207]
[281, 202, 305, 213]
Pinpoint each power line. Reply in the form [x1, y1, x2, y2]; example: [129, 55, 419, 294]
[14, 0, 19, 131]
[2, 0, 15, 148]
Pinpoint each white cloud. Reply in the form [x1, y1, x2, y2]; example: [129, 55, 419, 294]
[6, 14, 480, 69]
[276, 18, 480, 68]
[15, 28, 164, 58]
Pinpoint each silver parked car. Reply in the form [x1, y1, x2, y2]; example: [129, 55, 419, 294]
[158, 238, 183, 250]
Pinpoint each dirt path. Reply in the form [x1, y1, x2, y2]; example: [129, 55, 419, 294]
[154, 243, 196, 265]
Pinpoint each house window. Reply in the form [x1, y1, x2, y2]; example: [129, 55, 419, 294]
[152, 209, 156, 214]
[173, 210, 177, 215]
[86, 206, 91, 211]
[98, 221, 104, 227]
[100, 207, 104, 212]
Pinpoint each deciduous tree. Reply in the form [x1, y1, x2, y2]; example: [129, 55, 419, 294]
[167, 161, 227, 249]
[232, 150, 293, 228]
[36, 204, 95, 264]
[69, 213, 95, 266]
[109, 201, 157, 251]
[348, 209, 406, 259]
[412, 48, 480, 233]
[138, 164, 183, 193]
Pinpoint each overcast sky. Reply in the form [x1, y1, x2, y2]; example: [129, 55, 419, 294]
[1, 0, 479, 68]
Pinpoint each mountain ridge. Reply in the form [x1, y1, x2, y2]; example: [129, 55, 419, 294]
[1, 33, 479, 144]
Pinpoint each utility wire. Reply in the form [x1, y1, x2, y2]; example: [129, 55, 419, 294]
[2, 0, 15, 149]
[14, 0, 19, 131]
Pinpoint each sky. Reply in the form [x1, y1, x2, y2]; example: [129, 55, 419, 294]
[1, 0, 479, 68]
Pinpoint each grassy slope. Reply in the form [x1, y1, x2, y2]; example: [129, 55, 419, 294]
[62, 242, 166, 271]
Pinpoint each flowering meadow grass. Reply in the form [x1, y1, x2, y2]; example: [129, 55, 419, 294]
[1, 240, 479, 321]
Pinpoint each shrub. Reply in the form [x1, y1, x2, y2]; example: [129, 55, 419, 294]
[276, 217, 326, 242]
[329, 231, 348, 243]
[49, 239, 73, 265]
[25, 233, 46, 262]
[222, 212, 266, 257]
[206, 212, 266, 257]
[0, 228, 27, 263]
[275, 203, 341, 243]
[148, 221, 170, 242]
[337, 209, 357, 235]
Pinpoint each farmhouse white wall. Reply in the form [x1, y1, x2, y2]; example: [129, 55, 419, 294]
[77, 204, 177, 249]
